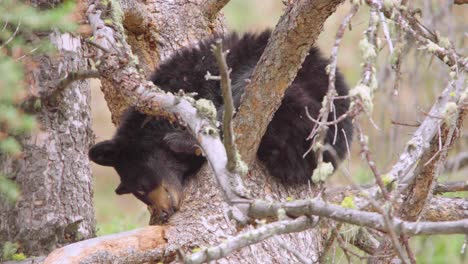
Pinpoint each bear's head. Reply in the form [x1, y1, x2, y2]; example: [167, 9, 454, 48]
[88, 108, 204, 223]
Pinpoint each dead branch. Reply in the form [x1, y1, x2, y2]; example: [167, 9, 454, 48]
[326, 185, 468, 222]
[434, 181, 468, 194]
[249, 199, 468, 236]
[184, 216, 318, 264]
[398, 82, 467, 221]
[50, 70, 100, 97]
[43, 227, 166, 264]
[210, 39, 243, 173]
[233, 0, 345, 166]
[42, 193, 467, 263]
[370, 0, 468, 72]
[388, 77, 465, 187]
[307, 3, 359, 186]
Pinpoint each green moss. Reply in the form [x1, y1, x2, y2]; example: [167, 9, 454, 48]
[12, 253, 27, 261]
[382, 174, 396, 190]
[2, 241, 19, 260]
[340, 196, 356, 209]
[0, 175, 20, 203]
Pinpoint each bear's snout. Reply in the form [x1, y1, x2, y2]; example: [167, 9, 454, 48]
[146, 179, 183, 225]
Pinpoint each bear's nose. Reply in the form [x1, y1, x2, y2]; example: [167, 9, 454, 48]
[146, 179, 183, 225]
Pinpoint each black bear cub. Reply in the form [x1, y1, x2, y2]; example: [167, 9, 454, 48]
[89, 30, 353, 223]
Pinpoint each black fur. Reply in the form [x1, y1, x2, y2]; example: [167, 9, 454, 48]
[89, 30, 353, 209]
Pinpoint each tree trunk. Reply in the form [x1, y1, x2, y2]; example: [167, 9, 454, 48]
[0, 17, 95, 258]
[87, 0, 326, 262]
[44, 161, 324, 263]
[101, 0, 227, 123]
[164, 161, 323, 263]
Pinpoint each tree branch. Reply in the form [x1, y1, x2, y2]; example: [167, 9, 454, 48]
[249, 199, 468, 236]
[53, 70, 100, 95]
[184, 216, 318, 264]
[387, 77, 465, 187]
[434, 181, 468, 194]
[209, 39, 243, 173]
[370, 0, 468, 72]
[398, 79, 466, 221]
[43, 226, 167, 264]
[202, 0, 230, 20]
[86, 1, 251, 222]
[233, 0, 345, 166]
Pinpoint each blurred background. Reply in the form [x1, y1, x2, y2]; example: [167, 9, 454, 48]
[90, 1, 467, 263]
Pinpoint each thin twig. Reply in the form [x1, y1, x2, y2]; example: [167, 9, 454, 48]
[210, 40, 241, 173]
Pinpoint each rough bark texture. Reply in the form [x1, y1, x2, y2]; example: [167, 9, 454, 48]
[326, 187, 468, 222]
[44, 226, 166, 264]
[233, 0, 345, 165]
[0, 31, 95, 255]
[45, 161, 323, 263]
[101, 0, 227, 124]
[164, 161, 323, 263]
[82, 0, 352, 262]
[399, 107, 467, 221]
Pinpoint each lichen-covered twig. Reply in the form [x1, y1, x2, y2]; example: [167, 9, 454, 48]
[54, 70, 100, 93]
[367, 0, 468, 72]
[306, 4, 359, 184]
[390, 77, 465, 190]
[249, 199, 468, 236]
[184, 216, 318, 264]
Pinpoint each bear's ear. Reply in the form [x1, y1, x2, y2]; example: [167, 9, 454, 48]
[89, 140, 119, 166]
[115, 183, 131, 195]
[163, 131, 199, 155]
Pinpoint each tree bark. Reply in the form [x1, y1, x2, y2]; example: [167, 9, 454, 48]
[45, 162, 324, 263]
[80, 0, 350, 262]
[0, 4, 95, 256]
[233, 0, 345, 166]
[100, 0, 227, 124]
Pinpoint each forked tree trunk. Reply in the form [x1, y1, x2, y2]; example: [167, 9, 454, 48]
[164, 161, 323, 263]
[0, 2, 95, 256]
[93, 0, 326, 262]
